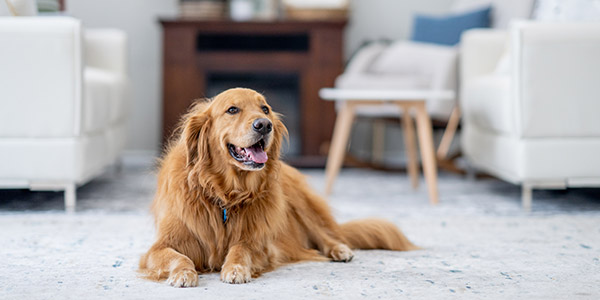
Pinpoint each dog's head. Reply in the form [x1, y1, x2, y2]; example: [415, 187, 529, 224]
[182, 88, 287, 172]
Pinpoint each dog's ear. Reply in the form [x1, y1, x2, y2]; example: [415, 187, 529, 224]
[182, 107, 211, 168]
[268, 113, 288, 161]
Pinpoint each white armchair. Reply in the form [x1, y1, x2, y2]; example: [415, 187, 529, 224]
[332, 0, 535, 166]
[0, 16, 129, 212]
[460, 21, 600, 209]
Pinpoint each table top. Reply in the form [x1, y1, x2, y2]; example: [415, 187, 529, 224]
[319, 88, 455, 101]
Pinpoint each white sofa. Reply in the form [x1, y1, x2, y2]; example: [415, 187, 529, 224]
[0, 16, 129, 212]
[460, 21, 600, 210]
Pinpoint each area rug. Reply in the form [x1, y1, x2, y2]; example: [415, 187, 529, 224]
[0, 168, 599, 299]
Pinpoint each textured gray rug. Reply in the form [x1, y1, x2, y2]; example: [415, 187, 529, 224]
[1, 165, 599, 299]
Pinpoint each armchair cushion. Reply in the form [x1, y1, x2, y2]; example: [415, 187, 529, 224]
[368, 41, 456, 77]
[82, 68, 127, 134]
[462, 74, 513, 135]
[84, 29, 128, 75]
[459, 28, 508, 86]
[411, 6, 491, 46]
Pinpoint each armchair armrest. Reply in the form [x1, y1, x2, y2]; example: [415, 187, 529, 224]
[0, 16, 83, 138]
[460, 29, 508, 89]
[511, 21, 600, 138]
[84, 29, 128, 75]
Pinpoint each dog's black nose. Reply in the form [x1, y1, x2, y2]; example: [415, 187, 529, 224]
[252, 118, 272, 135]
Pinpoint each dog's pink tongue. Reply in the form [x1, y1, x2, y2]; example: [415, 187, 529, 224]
[245, 146, 268, 164]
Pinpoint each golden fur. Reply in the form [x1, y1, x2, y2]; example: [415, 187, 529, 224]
[139, 88, 418, 287]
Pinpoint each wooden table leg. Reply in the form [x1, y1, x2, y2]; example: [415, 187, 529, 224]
[325, 102, 356, 196]
[437, 105, 461, 160]
[401, 105, 419, 189]
[414, 102, 439, 204]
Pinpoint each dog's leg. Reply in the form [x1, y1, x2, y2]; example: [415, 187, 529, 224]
[220, 243, 253, 284]
[140, 244, 199, 288]
[296, 194, 354, 262]
[306, 227, 354, 262]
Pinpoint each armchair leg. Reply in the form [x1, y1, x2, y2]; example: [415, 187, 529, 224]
[521, 184, 532, 212]
[30, 181, 78, 212]
[114, 157, 124, 174]
[64, 183, 77, 213]
[521, 181, 565, 212]
[465, 161, 477, 181]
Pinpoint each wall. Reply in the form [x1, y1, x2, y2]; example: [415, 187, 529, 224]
[67, 0, 454, 154]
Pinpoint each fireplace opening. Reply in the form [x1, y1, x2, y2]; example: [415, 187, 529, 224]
[206, 72, 301, 159]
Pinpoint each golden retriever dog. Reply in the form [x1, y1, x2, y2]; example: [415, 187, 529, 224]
[139, 88, 418, 287]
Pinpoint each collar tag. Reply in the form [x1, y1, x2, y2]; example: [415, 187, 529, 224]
[223, 208, 227, 224]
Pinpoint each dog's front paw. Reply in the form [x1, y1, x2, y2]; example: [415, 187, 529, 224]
[330, 244, 354, 262]
[167, 268, 198, 288]
[221, 264, 251, 284]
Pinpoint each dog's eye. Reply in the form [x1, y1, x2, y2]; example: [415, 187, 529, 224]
[227, 106, 239, 114]
[262, 106, 270, 115]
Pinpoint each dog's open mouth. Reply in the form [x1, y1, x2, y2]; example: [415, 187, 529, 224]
[228, 139, 267, 168]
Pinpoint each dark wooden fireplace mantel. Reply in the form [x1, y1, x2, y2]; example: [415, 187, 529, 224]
[159, 18, 346, 166]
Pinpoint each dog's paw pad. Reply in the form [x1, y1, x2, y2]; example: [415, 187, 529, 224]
[331, 244, 354, 262]
[167, 269, 198, 288]
[221, 264, 251, 284]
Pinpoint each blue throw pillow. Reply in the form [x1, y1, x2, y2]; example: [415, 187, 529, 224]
[411, 6, 491, 46]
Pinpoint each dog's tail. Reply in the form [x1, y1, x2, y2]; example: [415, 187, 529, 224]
[340, 218, 420, 251]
